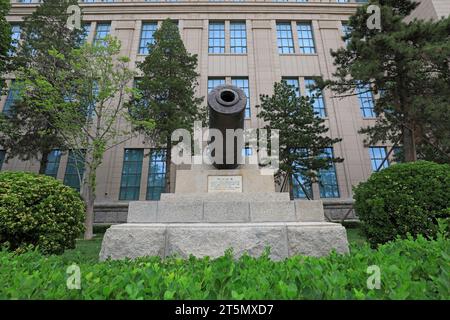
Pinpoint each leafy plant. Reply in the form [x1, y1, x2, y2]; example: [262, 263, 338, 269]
[353, 161, 450, 247]
[0, 171, 85, 254]
[0, 232, 448, 300]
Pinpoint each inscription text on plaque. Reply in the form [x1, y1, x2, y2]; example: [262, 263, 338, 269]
[208, 176, 243, 193]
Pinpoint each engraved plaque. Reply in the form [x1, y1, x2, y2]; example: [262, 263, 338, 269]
[208, 176, 243, 193]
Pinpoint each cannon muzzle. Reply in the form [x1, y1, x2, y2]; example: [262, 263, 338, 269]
[207, 84, 247, 170]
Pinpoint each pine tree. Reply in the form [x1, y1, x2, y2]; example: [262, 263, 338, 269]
[0, 0, 84, 173]
[128, 19, 203, 193]
[324, 0, 450, 163]
[0, 0, 12, 91]
[257, 81, 343, 199]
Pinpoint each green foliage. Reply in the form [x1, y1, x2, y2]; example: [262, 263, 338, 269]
[0, 171, 85, 255]
[0, 0, 84, 173]
[0, 0, 11, 91]
[127, 18, 203, 192]
[0, 234, 448, 299]
[23, 36, 137, 239]
[257, 81, 343, 195]
[128, 18, 203, 143]
[324, 0, 450, 163]
[354, 161, 450, 247]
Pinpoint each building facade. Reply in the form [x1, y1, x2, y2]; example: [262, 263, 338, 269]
[1, 0, 447, 222]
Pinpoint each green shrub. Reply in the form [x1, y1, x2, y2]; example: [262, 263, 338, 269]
[353, 161, 450, 247]
[0, 171, 85, 254]
[0, 234, 448, 300]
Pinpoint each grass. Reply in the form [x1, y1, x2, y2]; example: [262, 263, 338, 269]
[60, 223, 367, 263]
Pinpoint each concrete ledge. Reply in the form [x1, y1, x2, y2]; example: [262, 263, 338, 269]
[99, 222, 349, 261]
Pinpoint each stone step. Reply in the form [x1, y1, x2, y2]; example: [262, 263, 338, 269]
[159, 192, 290, 202]
[99, 222, 349, 261]
[127, 200, 325, 223]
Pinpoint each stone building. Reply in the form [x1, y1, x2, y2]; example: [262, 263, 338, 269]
[1, 0, 448, 222]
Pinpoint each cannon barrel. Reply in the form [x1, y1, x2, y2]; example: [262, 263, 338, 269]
[207, 84, 247, 170]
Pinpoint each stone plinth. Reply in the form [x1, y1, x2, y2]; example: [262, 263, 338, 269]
[100, 167, 349, 261]
[100, 222, 349, 261]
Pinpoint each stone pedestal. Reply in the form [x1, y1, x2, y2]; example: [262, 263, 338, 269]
[100, 167, 349, 261]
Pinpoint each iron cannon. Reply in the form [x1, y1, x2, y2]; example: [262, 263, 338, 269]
[207, 84, 247, 170]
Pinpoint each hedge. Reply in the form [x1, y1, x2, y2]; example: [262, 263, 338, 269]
[0, 171, 85, 254]
[354, 161, 450, 247]
[0, 233, 448, 300]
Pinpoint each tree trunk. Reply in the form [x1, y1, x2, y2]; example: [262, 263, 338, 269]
[84, 184, 95, 240]
[288, 175, 294, 200]
[82, 149, 96, 240]
[39, 149, 51, 174]
[165, 138, 172, 193]
[403, 125, 417, 162]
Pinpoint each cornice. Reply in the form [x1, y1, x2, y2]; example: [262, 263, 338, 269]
[8, 3, 359, 18]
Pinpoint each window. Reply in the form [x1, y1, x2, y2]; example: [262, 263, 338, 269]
[231, 77, 251, 118]
[94, 23, 111, 46]
[357, 84, 375, 118]
[208, 22, 225, 54]
[10, 25, 21, 54]
[2, 80, 20, 115]
[276, 22, 294, 54]
[242, 146, 253, 157]
[119, 149, 144, 200]
[292, 148, 313, 199]
[146, 149, 167, 200]
[393, 146, 404, 163]
[318, 148, 340, 198]
[305, 78, 326, 117]
[80, 23, 91, 44]
[369, 147, 389, 172]
[45, 150, 62, 178]
[0, 150, 5, 170]
[230, 22, 247, 54]
[341, 22, 351, 45]
[139, 22, 157, 54]
[292, 173, 313, 199]
[297, 22, 316, 54]
[208, 77, 226, 93]
[64, 150, 86, 192]
[282, 77, 300, 97]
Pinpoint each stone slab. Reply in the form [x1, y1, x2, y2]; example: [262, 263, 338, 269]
[288, 225, 349, 257]
[167, 224, 288, 260]
[294, 200, 325, 222]
[99, 226, 166, 260]
[128, 201, 158, 223]
[160, 192, 290, 202]
[250, 201, 297, 222]
[99, 222, 349, 261]
[157, 200, 203, 223]
[204, 201, 250, 223]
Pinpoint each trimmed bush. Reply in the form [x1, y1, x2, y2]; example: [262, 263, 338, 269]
[353, 161, 450, 247]
[0, 171, 85, 254]
[0, 234, 448, 300]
